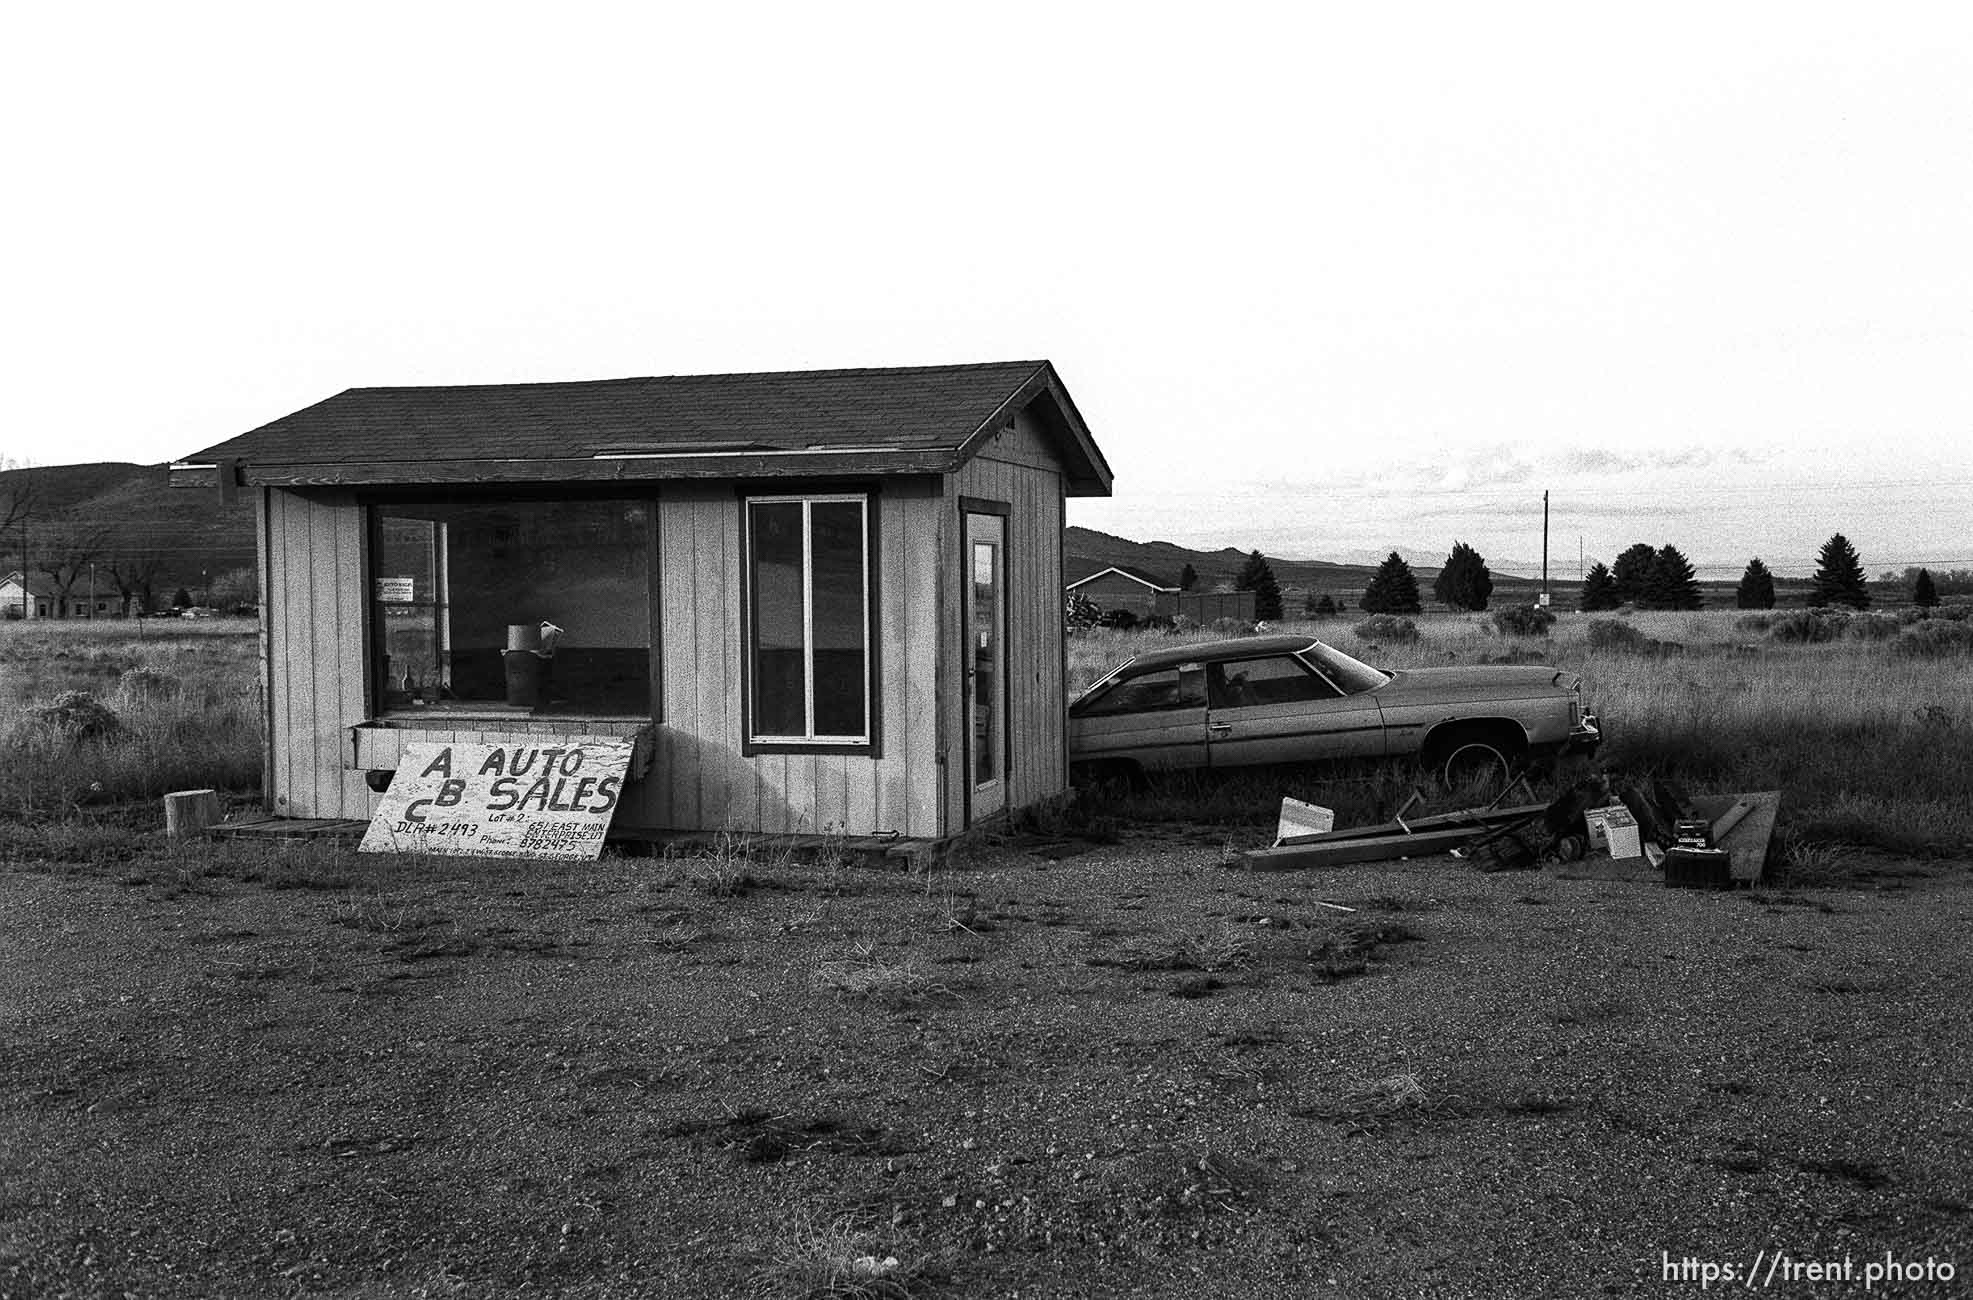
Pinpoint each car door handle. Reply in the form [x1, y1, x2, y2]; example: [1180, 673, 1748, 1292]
[1207, 722, 1232, 736]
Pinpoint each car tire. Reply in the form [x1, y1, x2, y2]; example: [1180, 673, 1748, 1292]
[1429, 737, 1516, 800]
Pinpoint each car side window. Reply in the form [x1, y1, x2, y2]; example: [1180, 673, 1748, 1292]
[1080, 666, 1206, 717]
[1210, 656, 1342, 709]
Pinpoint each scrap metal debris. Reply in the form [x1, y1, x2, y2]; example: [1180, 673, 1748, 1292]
[1237, 775, 1781, 887]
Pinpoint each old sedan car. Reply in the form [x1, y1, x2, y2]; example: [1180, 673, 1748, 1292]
[1068, 634, 1599, 788]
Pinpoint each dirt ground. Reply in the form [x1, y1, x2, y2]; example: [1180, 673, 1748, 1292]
[1, 831, 1968, 1299]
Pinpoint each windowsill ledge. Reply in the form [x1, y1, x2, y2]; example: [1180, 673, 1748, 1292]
[370, 709, 654, 725]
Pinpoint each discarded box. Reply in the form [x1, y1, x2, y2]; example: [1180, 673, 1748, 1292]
[1665, 845, 1733, 890]
[1584, 805, 1641, 859]
[1274, 797, 1335, 847]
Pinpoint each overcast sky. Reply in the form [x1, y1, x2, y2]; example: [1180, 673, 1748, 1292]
[7, 3, 1970, 578]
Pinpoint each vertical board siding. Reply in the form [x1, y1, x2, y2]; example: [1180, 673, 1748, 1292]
[337, 498, 377, 818]
[642, 483, 941, 837]
[267, 489, 374, 820]
[950, 411, 1069, 827]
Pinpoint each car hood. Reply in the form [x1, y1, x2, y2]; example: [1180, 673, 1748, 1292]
[1379, 664, 1578, 699]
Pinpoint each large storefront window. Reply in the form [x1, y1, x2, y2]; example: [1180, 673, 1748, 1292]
[746, 494, 871, 746]
[372, 499, 650, 716]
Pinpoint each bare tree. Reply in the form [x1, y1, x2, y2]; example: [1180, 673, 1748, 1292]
[104, 547, 172, 615]
[0, 465, 33, 535]
[0, 463, 38, 618]
[31, 511, 110, 617]
[0, 463, 34, 551]
[207, 566, 259, 611]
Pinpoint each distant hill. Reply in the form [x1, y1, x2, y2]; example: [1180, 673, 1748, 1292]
[0, 462, 254, 608]
[1064, 526, 1574, 609]
[1065, 526, 1371, 591]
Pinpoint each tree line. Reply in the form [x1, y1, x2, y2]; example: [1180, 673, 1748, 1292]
[1226, 530, 1937, 619]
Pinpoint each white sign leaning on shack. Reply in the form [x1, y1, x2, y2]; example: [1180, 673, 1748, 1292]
[359, 739, 636, 860]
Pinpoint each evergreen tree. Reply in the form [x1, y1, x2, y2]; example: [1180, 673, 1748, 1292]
[1360, 551, 1422, 614]
[1641, 544, 1702, 610]
[1178, 563, 1198, 592]
[1736, 558, 1775, 610]
[1913, 568, 1939, 609]
[1234, 550, 1283, 621]
[1611, 542, 1656, 605]
[1578, 562, 1620, 611]
[1432, 541, 1493, 612]
[1810, 533, 1870, 609]
[1304, 592, 1338, 617]
[171, 587, 192, 609]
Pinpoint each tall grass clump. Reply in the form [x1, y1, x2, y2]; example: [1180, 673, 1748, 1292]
[1845, 613, 1902, 642]
[1585, 620, 1651, 652]
[1895, 621, 1973, 658]
[1352, 615, 1419, 645]
[1490, 604, 1555, 637]
[0, 622, 262, 818]
[1768, 610, 1849, 643]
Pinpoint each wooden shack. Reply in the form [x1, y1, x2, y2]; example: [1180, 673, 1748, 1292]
[173, 361, 1111, 844]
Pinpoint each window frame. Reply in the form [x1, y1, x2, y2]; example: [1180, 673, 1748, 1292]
[739, 489, 883, 756]
[360, 489, 660, 721]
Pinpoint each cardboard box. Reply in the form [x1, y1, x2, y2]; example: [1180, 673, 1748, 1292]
[1585, 804, 1641, 859]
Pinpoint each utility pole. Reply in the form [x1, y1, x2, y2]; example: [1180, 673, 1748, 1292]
[88, 561, 96, 621]
[1541, 490, 1550, 606]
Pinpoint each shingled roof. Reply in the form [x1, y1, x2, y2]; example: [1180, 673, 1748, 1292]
[180, 360, 1111, 496]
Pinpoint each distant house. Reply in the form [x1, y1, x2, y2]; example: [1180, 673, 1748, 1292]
[0, 571, 58, 619]
[1066, 565, 1178, 617]
[0, 572, 128, 620]
[173, 361, 1113, 844]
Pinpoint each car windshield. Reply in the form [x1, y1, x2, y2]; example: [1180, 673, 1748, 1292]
[1302, 642, 1391, 694]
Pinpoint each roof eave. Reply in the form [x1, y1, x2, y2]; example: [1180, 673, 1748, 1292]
[233, 450, 947, 488]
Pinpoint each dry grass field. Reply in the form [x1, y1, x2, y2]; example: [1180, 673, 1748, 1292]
[0, 619, 261, 819]
[2, 614, 1970, 1297]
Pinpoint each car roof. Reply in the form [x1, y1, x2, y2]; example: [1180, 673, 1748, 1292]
[1118, 633, 1320, 673]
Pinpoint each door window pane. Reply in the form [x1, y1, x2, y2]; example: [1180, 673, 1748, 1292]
[972, 540, 998, 780]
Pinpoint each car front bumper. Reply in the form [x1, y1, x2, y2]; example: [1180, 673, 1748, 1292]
[1565, 714, 1603, 755]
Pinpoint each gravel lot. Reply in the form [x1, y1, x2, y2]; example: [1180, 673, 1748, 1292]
[2, 833, 1968, 1299]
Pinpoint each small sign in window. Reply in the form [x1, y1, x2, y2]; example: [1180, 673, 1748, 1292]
[375, 576, 416, 602]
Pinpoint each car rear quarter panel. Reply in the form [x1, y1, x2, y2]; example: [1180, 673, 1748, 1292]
[1374, 674, 1576, 754]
